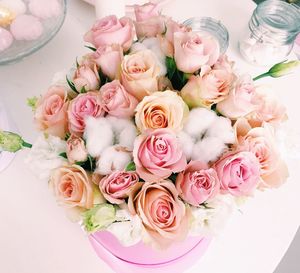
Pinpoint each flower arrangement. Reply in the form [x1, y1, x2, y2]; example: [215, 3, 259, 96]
[1, 1, 298, 250]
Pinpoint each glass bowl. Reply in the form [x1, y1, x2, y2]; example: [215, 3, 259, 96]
[183, 17, 229, 54]
[0, 0, 67, 65]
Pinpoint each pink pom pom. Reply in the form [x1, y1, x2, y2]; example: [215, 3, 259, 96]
[0, 27, 13, 52]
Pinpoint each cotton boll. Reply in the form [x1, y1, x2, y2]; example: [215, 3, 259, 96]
[178, 131, 194, 161]
[184, 108, 216, 138]
[106, 116, 137, 150]
[0, 0, 26, 16]
[84, 117, 114, 157]
[206, 116, 235, 144]
[130, 42, 147, 53]
[96, 146, 132, 175]
[192, 137, 226, 163]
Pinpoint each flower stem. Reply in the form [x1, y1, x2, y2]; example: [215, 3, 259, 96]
[22, 141, 32, 149]
[253, 72, 270, 81]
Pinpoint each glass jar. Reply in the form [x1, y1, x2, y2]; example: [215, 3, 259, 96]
[183, 17, 229, 54]
[239, 0, 300, 66]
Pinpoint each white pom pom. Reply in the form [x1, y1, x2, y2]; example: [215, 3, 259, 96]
[96, 146, 132, 175]
[184, 108, 216, 138]
[106, 116, 137, 151]
[192, 137, 227, 163]
[84, 117, 114, 157]
[0, 0, 26, 16]
[206, 116, 235, 144]
[130, 42, 147, 53]
[178, 131, 194, 161]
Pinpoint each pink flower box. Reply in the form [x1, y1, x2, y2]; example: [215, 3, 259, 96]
[89, 232, 211, 273]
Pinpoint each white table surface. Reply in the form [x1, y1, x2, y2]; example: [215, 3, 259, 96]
[0, 1, 300, 273]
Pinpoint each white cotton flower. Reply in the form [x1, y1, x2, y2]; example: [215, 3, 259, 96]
[189, 194, 236, 237]
[25, 134, 66, 181]
[184, 108, 216, 138]
[178, 131, 194, 161]
[131, 37, 166, 76]
[179, 107, 234, 164]
[84, 117, 114, 158]
[106, 116, 137, 151]
[192, 137, 227, 163]
[206, 116, 235, 144]
[96, 146, 132, 175]
[106, 209, 143, 247]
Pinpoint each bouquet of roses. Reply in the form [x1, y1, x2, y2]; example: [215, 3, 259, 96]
[1, 2, 297, 250]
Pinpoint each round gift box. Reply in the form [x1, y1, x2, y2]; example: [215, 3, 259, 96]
[89, 231, 211, 273]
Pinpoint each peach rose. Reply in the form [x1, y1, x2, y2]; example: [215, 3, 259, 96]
[135, 90, 189, 133]
[174, 32, 220, 73]
[247, 85, 287, 127]
[66, 134, 88, 164]
[73, 62, 100, 92]
[100, 80, 138, 118]
[181, 67, 235, 108]
[214, 151, 260, 196]
[68, 92, 104, 135]
[120, 50, 160, 101]
[234, 118, 289, 189]
[99, 171, 139, 204]
[217, 75, 257, 119]
[159, 19, 191, 57]
[93, 44, 123, 80]
[133, 129, 187, 182]
[35, 86, 68, 138]
[213, 54, 235, 73]
[49, 165, 94, 209]
[84, 15, 135, 51]
[128, 180, 189, 248]
[176, 161, 220, 206]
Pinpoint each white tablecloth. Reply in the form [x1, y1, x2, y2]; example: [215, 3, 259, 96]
[0, 1, 299, 273]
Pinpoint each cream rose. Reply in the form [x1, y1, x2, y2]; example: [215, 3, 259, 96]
[135, 90, 189, 133]
[120, 49, 160, 101]
[128, 180, 189, 248]
[234, 118, 289, 189]
[49, 165, 94, 209]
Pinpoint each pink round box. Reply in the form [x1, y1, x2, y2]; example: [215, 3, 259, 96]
[89, 231, 211, 273]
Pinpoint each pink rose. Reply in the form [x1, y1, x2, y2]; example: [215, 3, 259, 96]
[68, 91, 104, 135]
[73, 62, 100, 92]
[35, 86, 68, 138]
[66, 134, 88, 164]
[134, 2, 160, 21]
[213, 54, 235, 73]
[214, 151, 260, 196]
[49, 165, 94, 209]
[93, 44, 123, 80]
[181, 67, 235, 108]
[135, 16, 166, 39]
[159, 19, 190, 57]
[84, 15, 135, 51]
[128, 180, 188, 248]
[133, 129, 187, 182]
[217, 75, 257, 119]
[234, 118, 289, 189]
[120, 50, 160, 101]
[99, 171, 139, 204]
[176, 161, 220, 206]
[174, 32, 220, 73]
[247, 85, 287, 127]
[100, 80, 138, 118]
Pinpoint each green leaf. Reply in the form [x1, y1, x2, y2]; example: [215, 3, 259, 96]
[166, 56, 176, 80]
[66, 76, 79, 93]
[59, 152, 67, 159]
[80, 86, 87, 93]
[125, 161, 136, 172]
[98, 69, 110, 85]
[27, 96, 38, 112]
[85, 45, 97, 52]
[64, 133, 71, 141]
[76, 57, 80, 68]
